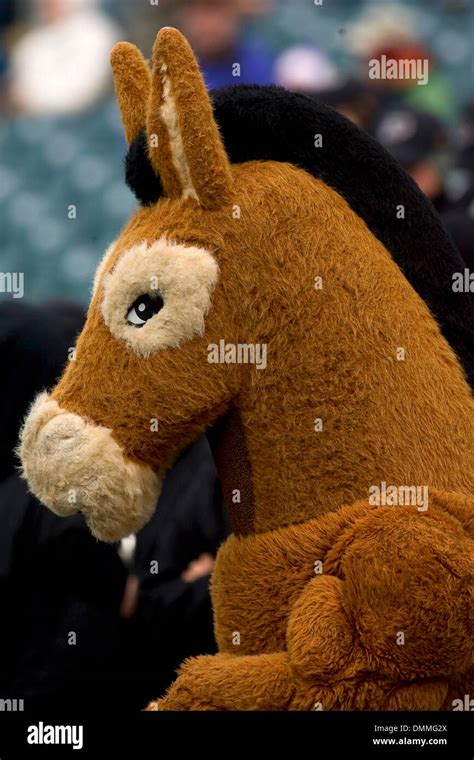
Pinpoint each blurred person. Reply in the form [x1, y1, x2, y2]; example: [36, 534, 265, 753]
[0, 300, 129, 712]
[0, 0, 16, 76]
[318, 78, 380, 131]
[441, 0, 474, 10]
[373, 104, 452, 213]
[346, 3, 423, 66]
[177, 0, 274, 89]
[444, 102, 474, 212]
[236, 0, 274, 18]
[345, 3, 457, 120]
[274, 45, 341, 94]
[455, 101, 474, 149]
[444, 144, 474, 213]
[442, 209, 474, 269]
[0, 299, 229, 710]
[124, 435, 230, 705]
[9, 0, 121, 115]
[274, 45, 379, 130]
[0, 0, 18, 108]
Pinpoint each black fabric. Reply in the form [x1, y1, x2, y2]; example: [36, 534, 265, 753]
[125, 84, 474, 388]
[0, 475, 128, 711]
[442, 210, 474, 270]
[0, 300, 229, 709]
[129, 435, 230, 703]
[126, 131, 163, 207]
[0, 301, 129, 711]
[0, 300, 85, 481]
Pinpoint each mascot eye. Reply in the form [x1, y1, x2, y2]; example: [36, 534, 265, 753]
[126, 294, 164, 327]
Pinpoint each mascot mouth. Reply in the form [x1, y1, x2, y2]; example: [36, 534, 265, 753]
[18, 393, 162, 542]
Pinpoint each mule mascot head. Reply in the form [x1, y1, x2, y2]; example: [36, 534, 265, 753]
[19, 28, 473, 547]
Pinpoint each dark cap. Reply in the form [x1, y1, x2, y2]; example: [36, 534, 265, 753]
[373, 105, 446, 167]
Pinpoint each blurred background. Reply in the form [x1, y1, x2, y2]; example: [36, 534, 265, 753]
[0, 0, 473, 714]
[0, 0, 473, 303]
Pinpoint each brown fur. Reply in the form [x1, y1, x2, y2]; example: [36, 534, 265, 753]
[155, 28, 232, 208]
[149, 491, 473, 710]
[144, 28, 232, 207]
[52, 161, 474, 710]
[110, 42, 151, 145]
[54, 162, 474, 529]
[21, 28, 474, 711]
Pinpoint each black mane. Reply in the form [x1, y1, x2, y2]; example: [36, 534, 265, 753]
[125, 84, 474, 387]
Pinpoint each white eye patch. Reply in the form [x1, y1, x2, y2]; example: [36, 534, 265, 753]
[101, 238, 219, 358]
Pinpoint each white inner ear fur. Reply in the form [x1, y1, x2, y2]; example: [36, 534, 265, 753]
[101, 237, 219, 358]
[160, 63, 199, 202]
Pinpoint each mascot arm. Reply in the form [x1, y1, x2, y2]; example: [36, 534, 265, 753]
[287, 498, 473, 708]
[146, 494, 472, 711]
[146, 652, 294, 711]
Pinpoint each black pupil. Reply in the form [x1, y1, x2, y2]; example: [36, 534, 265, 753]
[128, 294, 163, 326]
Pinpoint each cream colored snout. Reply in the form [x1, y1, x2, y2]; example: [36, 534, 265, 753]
[18, 393, 161, 542]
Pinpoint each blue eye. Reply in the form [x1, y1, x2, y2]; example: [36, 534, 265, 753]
[126, 294, 164, 327]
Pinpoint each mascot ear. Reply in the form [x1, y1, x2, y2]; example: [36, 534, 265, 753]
[110, 42, 151, 146]
[146, 27, 233, 210]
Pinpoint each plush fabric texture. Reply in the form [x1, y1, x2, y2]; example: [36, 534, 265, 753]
[19, 393, 161, 542]
[126, 130, 164, 206]
[47, 163, 473, 531]
[110, 42, 150, 146]
[20, 28, 474, 712]
[148, 490, 473, 711]
[145, 28, 232, 208]
[126, 86, 474, 388]
[159, 65, 199, 202]
[155, 29, 232, 209]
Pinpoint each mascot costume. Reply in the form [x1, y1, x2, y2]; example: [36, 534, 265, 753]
[19, 28, 473, 711]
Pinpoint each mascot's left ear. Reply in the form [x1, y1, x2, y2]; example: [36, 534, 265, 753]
[110, 40, 151, 145]
[111, 27, 233, 210]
